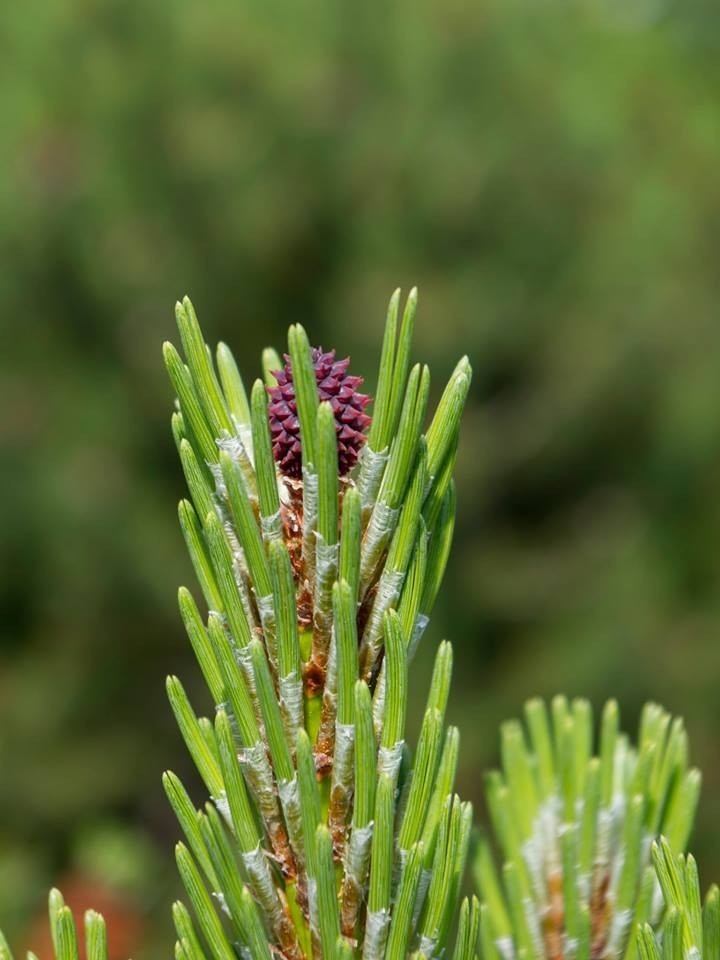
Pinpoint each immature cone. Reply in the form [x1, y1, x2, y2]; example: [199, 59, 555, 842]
[268, 347, 371, 478]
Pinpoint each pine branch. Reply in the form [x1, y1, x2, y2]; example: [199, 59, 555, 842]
[475, 697, 702, 960]
[0, 286, 473, 960]
[160, 289, 473, 959]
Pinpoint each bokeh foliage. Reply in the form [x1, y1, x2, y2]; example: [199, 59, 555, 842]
[1, 0, 720, 954]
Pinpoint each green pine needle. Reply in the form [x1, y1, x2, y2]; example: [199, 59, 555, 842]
[288, 324, 320, 469]
[175, 843, 237, 960]
[175, 297, 233, 438]
[367, 287, 401, 454]
[262, 347, 282, 387]
[216, 341, 251, 427]
[178, 500, 223, 612]
[251, 378, 282, 533]
[317, 401, 339, 544]
[219, 450, 272, 597]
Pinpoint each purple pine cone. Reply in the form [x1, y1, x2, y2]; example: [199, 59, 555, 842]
[268, 348, 372, 478]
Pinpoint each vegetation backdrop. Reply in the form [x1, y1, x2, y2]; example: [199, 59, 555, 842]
[2, 0, 720, 955]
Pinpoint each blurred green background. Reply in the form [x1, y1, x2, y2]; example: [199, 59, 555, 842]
[2, 0, 720, 954]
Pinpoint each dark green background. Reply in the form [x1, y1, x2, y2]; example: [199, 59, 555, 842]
[2, 0, 720, 954]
